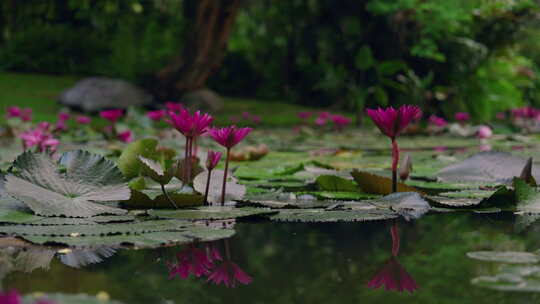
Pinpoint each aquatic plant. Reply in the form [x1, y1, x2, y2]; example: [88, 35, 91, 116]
[147, 109, 166, 121]
[76, 115, 91, 124]
[331, 114, 351, 131]
[367, 105, 422, 192]
[209, 126, 252, 205]
[207, 260, 252, 288]
[165, 102, 183, 112]
[166, 109, 213, 185]
[168, 245, 215, 279]
[204, 150, 222, 205]
[99, 109, 124, 124]
[428, 114, 447, 127]
[19, 128, 59, 153]
[6, 106, 32, 122]
[117, 130, 133, 143]
[454, 112, 470, 122]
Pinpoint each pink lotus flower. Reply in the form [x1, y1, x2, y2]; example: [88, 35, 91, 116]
[367, 257, 418, 293]
[207, 260, 252, 288]
[6, 106, 21, 118]
[454, 112, 470, 122]
[209, 126, 252, 149]
[165, 102, 184, 112]
[190, 111, 214, 137]
[76, 116, 91, 124]
[428, 115, 447, 127]
[206, 150, 222, 170]
[297, 111, 312, 120]
[318, 111, 332, 119]
[166, 108, 192, 136]
[99, 109, 124, 123]
[117, 130, 133, 143]
[20, 108, 32, 122]
[477, 125, 492, 139]
[58, 112, 70, 121]
[367, 105, 422, 193]
[147, 110, 166, 121]
[496, 112, 506, 120]
[331, 114, 351, 130]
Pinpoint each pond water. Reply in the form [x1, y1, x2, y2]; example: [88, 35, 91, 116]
[4, 212, 540, 304]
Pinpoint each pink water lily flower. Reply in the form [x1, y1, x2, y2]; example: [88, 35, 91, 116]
[209, 126, 252, 205]
[367, 105, 422, 193]
[454, 112, 470, 122]
[76, 116, 91, 124]
[206, 150, 222, 170]
[367, 106, 421, 139]
[55, 120, 68, 132]
[20, 129, 59, 152]
[428, 115, 447, 127]
[331, 114, 351, 131]
[20, 108, 32, 122]
[37, 122, 51, 131]
[190, 111, 214, 137]
[147, 110, 166, 121]
[209, 126, 252, 149]
[314, 117, 327, 126]
[166, 108, 192, 136]
[165, 102, 184, 112]
[367, 257, 418, 293]
[6, 106, 21, 118]
[58, 112, 70, 121]
[477, 125, 493, 139]
[99, 109, 124, 123]
[207, 260, 252, 288]
[297, 111, 312, 120]
[117, 130, 133, 143]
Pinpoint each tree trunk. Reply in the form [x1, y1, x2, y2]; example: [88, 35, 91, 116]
[155, 0, 241, 100]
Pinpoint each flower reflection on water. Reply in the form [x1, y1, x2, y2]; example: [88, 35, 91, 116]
[367, 222, 418, 293]
[168, 239, 252, 288]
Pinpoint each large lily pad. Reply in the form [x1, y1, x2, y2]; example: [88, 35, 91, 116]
[5, 151, 130, 217]
[270, 208, 398, 223]
[437, 151, 540, 184]
[117, 138, 159, 179]
[193, 169, 246, 204]
[148, 207, 277, 220]
[373, 192, 430, 220]
[351, 170, 423, 195]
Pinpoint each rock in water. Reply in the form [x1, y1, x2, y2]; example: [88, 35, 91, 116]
[59, 77, 152, 112]
[182, 89, 224, 113]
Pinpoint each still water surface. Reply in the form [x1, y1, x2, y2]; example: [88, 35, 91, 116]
[4, 212, 540, 304]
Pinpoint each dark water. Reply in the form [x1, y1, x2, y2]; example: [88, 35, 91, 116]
[4, 212, 540, 304]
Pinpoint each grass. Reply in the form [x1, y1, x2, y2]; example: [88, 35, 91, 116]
[0, 72, 353, 127]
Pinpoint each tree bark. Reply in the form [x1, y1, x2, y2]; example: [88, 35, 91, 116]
[155, 0, 241, 100]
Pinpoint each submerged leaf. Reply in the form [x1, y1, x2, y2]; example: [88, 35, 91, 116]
[5, 151, 129, 217]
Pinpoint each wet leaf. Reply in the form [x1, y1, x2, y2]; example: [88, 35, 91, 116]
[138, 156, 173, 185]
[437, 151, 540, 184]
[193, 170, 246, 204]
[117, 138, 158, 179]
[373, 192, 430, 220]
[5, 151, 129, 217]
[351, 170, 423, 195]
[148, 207, 277, 221]
[270, 208, 398, 223]
[316, 175, 358, 192]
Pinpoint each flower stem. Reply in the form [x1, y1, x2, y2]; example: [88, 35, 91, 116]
[204, 169, 212, 206]
[391, 139, 399, 193]
[391, 222, 400, 257]
[181, 137, 189, 186]
[186, 137, 193, 185]
[220, 148, 231, 206]
[161, 183, 178, 209]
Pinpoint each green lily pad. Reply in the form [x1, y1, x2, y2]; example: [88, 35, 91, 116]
[117, 138, 158, 179]
[316, 175, 358, 192]
[5, 151, 129, 217]
[297, 191, 378, 201]
[270, 208, 398, 223]
[148, 207, 276, 220]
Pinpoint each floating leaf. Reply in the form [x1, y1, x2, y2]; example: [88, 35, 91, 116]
[437, 151, 540, 184]
[374, 192, 430, 220]
[316, 175, 358, 192]
[22, 293, 125, 304]
[270, 208, 397, 223]
[467, 251, 540, 264]
[138, 156, 173, 185]
[193, 170, 246, 204]
[351, 170, 423, 195]
[297, 191, 378, 201]
[472, 265, 540, 292]
[5, 151, 129, 217]
[117, 138, 158, 179]
[148, 207, 276, 221]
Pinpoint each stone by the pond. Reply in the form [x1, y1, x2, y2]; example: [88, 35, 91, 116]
[182, 89, 224, 112]
[59, 77, 152, 112]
